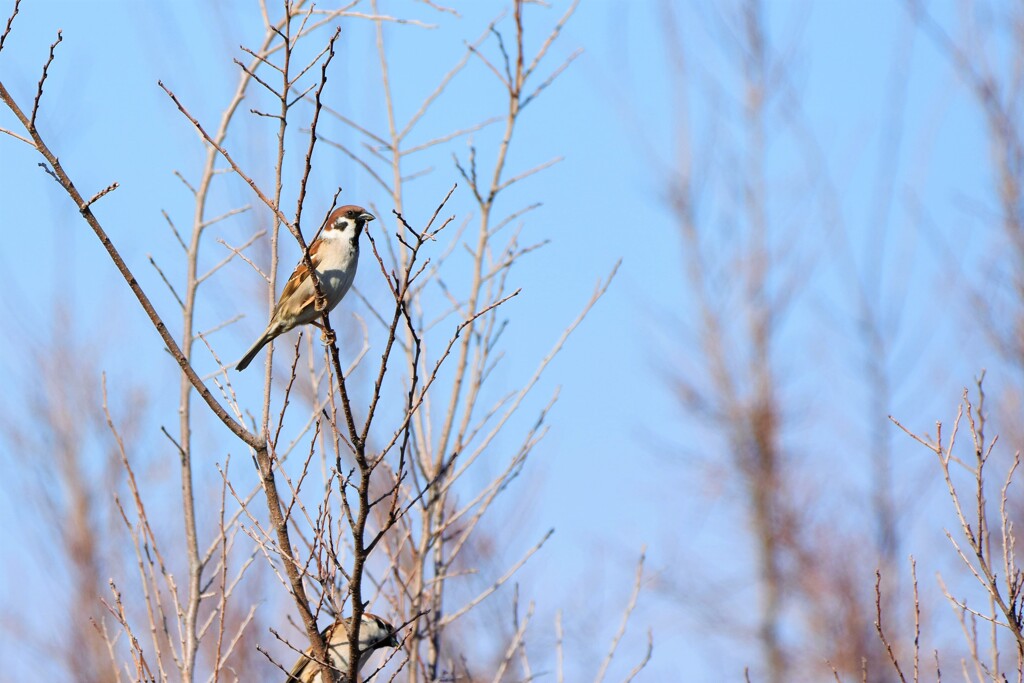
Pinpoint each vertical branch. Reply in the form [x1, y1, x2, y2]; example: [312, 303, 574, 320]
[875, 569, 908, 683]
[253, 5, 335, 680]
[738, 3, 785, 679]
[425, 4, 530, 672]
[258, 0, 295, 410]
[176, 5, 310, 678]
[662, 1, 793, 679]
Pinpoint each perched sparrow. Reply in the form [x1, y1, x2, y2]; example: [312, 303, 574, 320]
[236, 205, 374, 371]
[285, 613, 400, 683]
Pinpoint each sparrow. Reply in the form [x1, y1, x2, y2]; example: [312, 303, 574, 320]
[236, 205, 374, 371]
[285, 613, 400, 683]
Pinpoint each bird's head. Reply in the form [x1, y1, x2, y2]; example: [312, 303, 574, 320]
[324, 205, 375, 242]
[357, 612, 400, 650]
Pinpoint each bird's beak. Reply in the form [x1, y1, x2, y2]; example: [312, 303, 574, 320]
[386, 633, 399, 647]
[360, 212, 375, 223]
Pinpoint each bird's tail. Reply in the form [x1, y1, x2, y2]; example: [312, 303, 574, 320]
[235, 330, 272, 371]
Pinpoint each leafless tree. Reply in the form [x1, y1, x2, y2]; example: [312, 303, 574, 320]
[654, 1, 920, 679]
[886, 378, 1024, 682]
[0, 304, 142, 683]
[656, 1, 815, 678]
[0, 1, 648, 681]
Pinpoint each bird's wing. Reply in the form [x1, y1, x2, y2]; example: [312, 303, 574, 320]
[279, 240, 324, 302]
[284, 651, 308, 683]
[285, 622, 337, 683]
[275, 240, 325, 319]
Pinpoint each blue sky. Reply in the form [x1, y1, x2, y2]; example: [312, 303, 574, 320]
[0, 1, 1014, 680]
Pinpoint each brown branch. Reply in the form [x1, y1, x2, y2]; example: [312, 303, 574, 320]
[30, 29, 61, 127]
[0, 125, 34, 146]
[292, 26, 340, 255]
[159, 81, 290, 228]
[85, 181, 119, 208]
[0, 0, 20, 53]
[875, 568, 908, 683]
